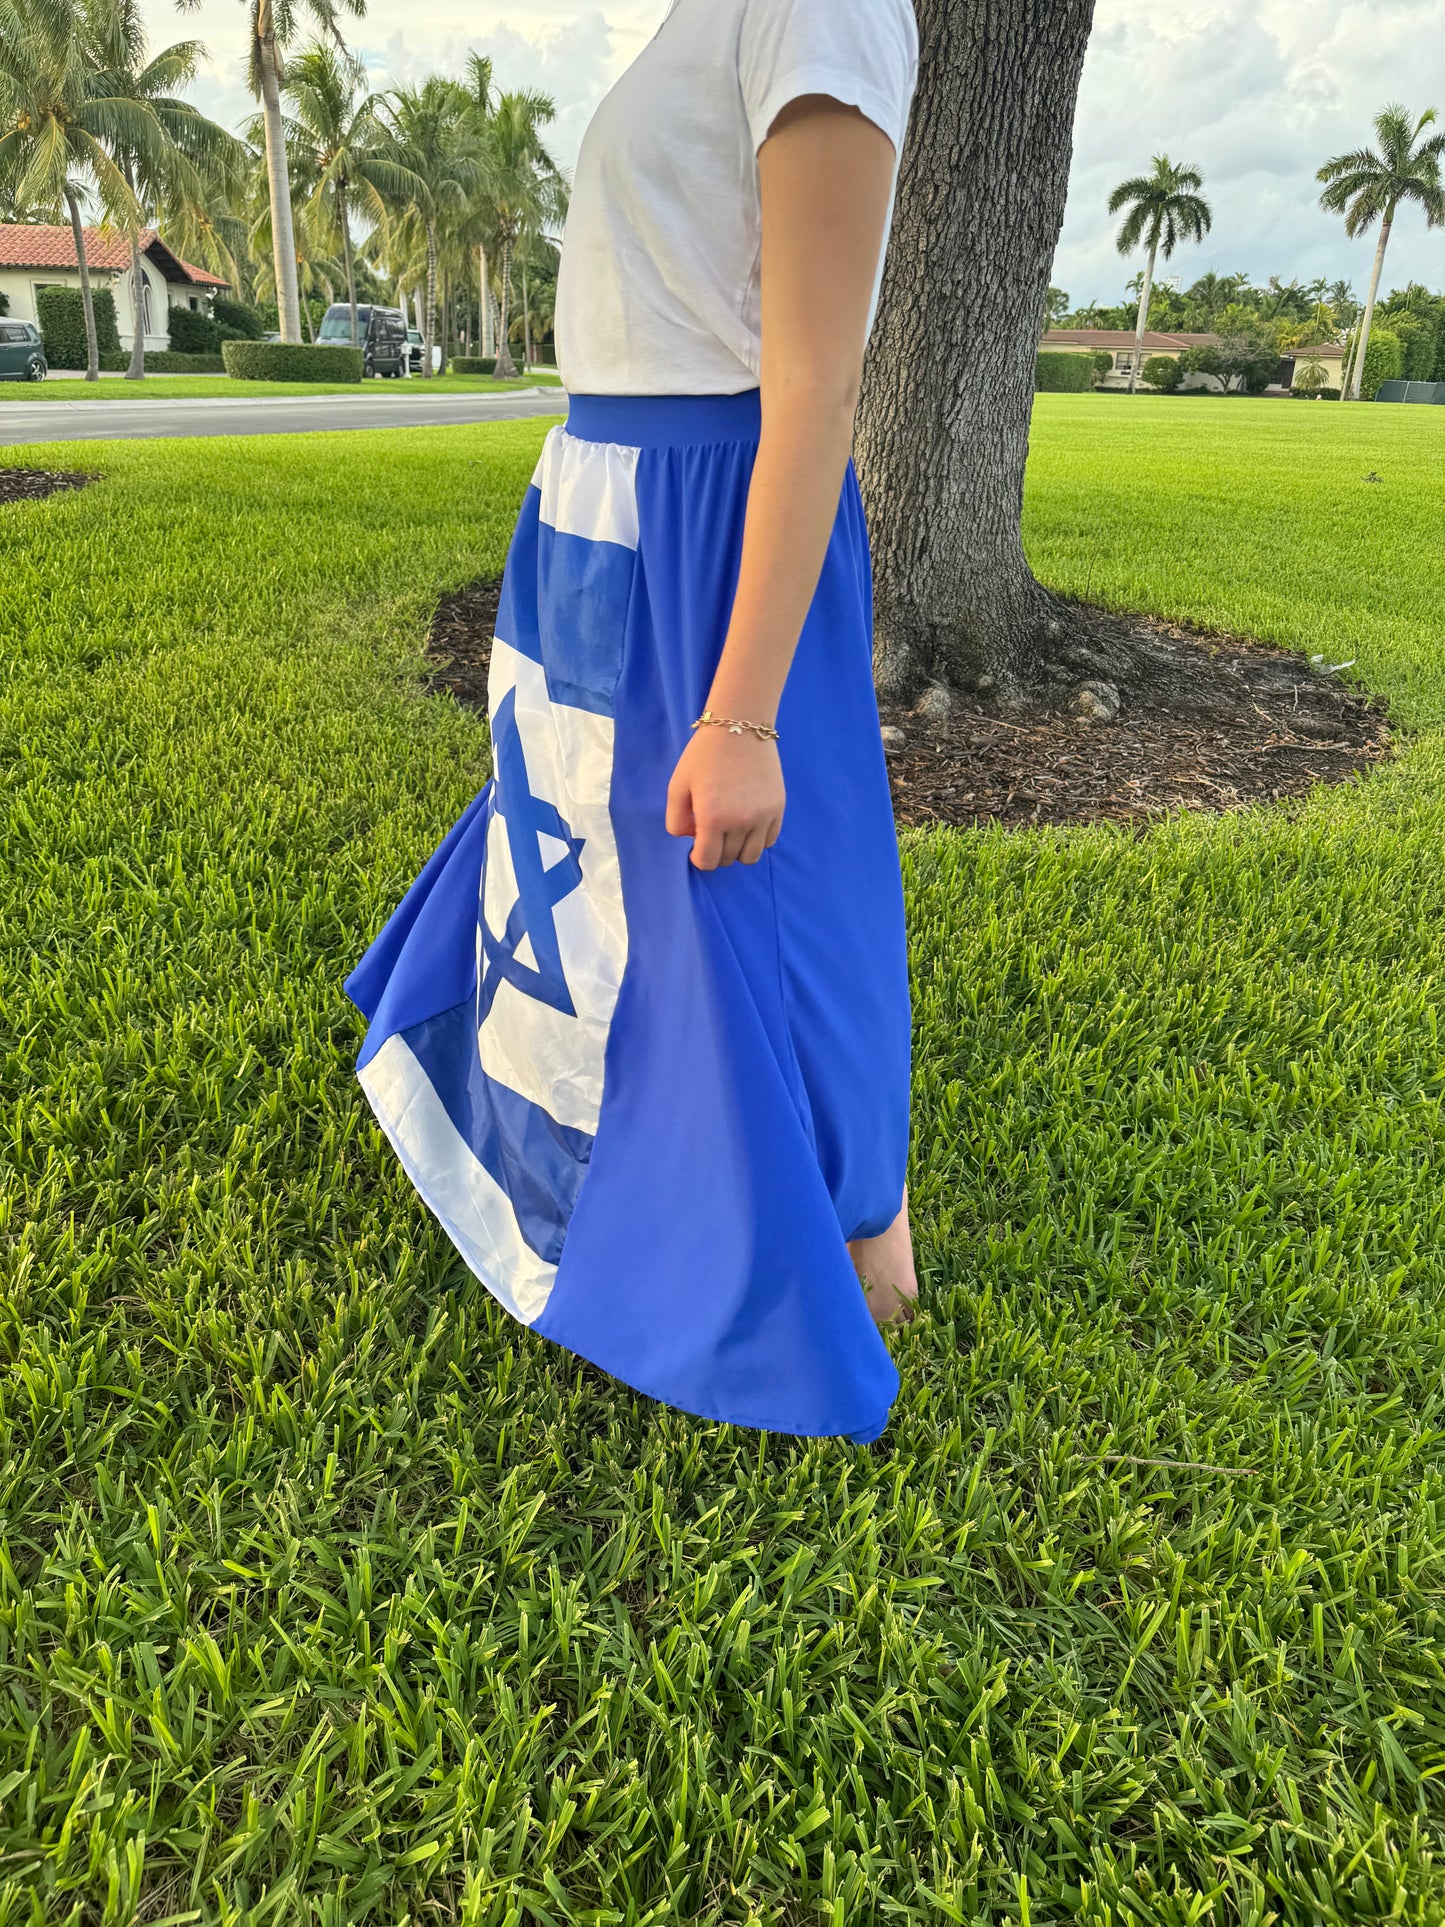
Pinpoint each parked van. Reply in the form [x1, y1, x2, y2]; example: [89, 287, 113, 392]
[316, 304, 408, 378]
[0, 320, 47, 381]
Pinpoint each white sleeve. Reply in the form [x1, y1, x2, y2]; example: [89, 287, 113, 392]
[738, 0, 919, 157]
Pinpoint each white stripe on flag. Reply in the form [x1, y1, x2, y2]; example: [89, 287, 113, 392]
[533, 427, 640, 549]
[360, 1032, 558, 1324]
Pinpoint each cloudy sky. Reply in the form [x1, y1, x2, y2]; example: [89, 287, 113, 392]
[158, 0, 1445, 304]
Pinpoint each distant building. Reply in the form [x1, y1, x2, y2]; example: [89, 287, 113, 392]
[1041, 329, 1222, 388]
[1042, 328, 1350, 395]
[0, 226, 228, 357]
[1276, 344, 1347, 391]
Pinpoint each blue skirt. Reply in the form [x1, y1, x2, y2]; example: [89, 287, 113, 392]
[346, 390, 911, 1442]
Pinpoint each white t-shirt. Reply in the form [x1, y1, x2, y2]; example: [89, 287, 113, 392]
[554, 0, 919, 396]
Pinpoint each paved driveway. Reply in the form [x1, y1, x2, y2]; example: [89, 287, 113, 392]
[0, 387, 566, 445]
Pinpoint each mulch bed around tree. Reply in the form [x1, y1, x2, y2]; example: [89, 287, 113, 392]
[0, 469, 93, 508]
[426, 579, 1393, 832]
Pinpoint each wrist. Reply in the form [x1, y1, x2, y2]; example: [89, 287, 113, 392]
[692, 706, 780, 743]
[702, 686, 780, 729]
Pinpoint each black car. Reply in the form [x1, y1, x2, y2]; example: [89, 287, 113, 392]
[316, 304, 408, 377]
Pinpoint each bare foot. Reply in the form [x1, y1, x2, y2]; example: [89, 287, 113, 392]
[849, 1191, 918, 1328]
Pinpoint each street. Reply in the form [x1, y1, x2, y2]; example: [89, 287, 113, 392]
[0, 386, 567, 445]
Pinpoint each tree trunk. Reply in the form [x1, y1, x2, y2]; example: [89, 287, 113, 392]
[1129, 233, 1158, 395]
[126, 219, 147, 381]
[1348, 210, 1392, 402]
[423, 224, 438, 378]
[480, 247, 493, 355]
[339, 184, 359, 349]
[494, 234, 517, 377]
[855, 0, 1098, 703]
[64, 186, 101, 382]
[1342, 321, 1367, 400]
[522, 260, 531, 371]
[256, 4, 302, 343]
[438, 269, 450, 376]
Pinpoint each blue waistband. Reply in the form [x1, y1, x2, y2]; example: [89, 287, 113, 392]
[565, 389, 761, 448]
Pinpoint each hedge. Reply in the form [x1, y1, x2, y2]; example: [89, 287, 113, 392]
[451, 356, 497, 376]
[1034, 350, 1093, 393]
[37, 284, 121, 369]
[212, 297, 265, 340]
[222, 341, 364, 383]
[167, 306, 222, 354]
[144, 351, 228, 374]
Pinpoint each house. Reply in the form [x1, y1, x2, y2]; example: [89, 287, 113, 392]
[1276, 343, 1347, 392]
[1041, 329, 1223, 388]
[0, 225, 229, 356]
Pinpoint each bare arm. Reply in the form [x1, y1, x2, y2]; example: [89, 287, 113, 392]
[665, 98, 898, 870]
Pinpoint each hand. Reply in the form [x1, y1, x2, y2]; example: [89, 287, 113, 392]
[665, 726, 785, 870]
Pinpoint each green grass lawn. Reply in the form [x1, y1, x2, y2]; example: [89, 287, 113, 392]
[2, 395, 1444, 1924]
[0, 370, 564, 403]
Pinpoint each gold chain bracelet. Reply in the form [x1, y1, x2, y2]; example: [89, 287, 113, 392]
[690, 708, 780, 742]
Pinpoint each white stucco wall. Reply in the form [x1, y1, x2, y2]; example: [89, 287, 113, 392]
[0, 254, 187, 353]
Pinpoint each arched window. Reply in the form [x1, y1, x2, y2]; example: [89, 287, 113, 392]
[131, 267, 154, 338]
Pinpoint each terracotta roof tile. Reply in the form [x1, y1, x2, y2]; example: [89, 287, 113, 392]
[0, 225, 227, 286]
[1041, 329, 1223, 351]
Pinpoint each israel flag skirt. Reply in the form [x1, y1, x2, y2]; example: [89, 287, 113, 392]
[346, 390, 911, 1443]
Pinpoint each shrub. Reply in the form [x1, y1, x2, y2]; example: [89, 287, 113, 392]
[1092, 350, 1114, 381]
[144, 351, 227, 374]
[37, 284, 121, 369]
[222, 340, 363, 383]
[1360, 326, 1403, 402]
[1319, 386, 1341, 401]
[451, 355, 497, 376]
[1142, 355, 1184, 392]
[1034, 351, 1092, 393]
[167, 305, 222, 353]
[212, 297, 265, 341]
[0, 289, 8, 316]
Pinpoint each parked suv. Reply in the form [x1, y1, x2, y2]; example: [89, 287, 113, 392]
[0, 320, 47, 382]
[316, 304, 407, 377]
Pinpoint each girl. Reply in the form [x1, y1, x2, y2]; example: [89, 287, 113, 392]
[348, 0, 920, 1442]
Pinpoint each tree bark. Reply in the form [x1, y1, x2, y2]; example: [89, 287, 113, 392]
[339, 184, 359, 349]
[126, 229, 147, 381]
[423, 224, 438, 378]
[63, 186, 100, 382]
[1348, 210, 1392, 401]
[855, 0, 1098, 703]
[1129, 233, 1158, 395]
[480, 247, 492, 355]
[438, 268, 450, 376]
[493, 234, 517, 377]
[522, 259, 531, 372]
[256, 3, 302, 343]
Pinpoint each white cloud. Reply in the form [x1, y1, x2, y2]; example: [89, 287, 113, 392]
[139, 0, 1445, 301]
[1054, 0, 1445, 306]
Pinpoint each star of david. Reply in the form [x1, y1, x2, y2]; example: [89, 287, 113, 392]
[478, 685, 587, 1024]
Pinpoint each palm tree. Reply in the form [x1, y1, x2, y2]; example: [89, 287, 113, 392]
[282, 43, 418, 347]
[1183, 270, 1235, 330]
[1108, 154, 1212, 393]
[1327, 279, 1361, 328]
[0, 0, 143, 379]
[479, 88, 565, 378]
[375, 77, 481, 377]
[1318, 104, 1445, 400]
[238, 0, 364, 345]
[95, 0, 245, 379]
